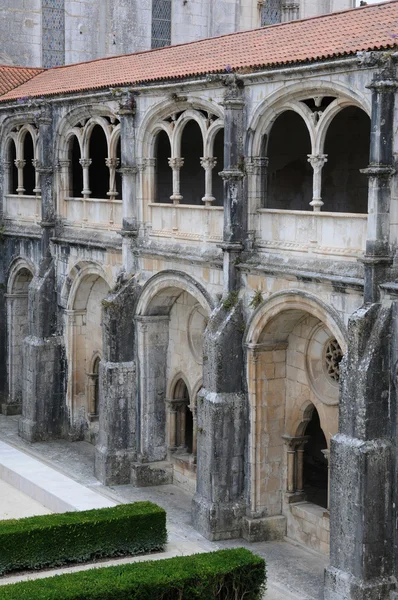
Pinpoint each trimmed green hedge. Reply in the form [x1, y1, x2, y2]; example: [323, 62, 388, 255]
[0, 502, 166, 576]
[0, 548, 266, 600]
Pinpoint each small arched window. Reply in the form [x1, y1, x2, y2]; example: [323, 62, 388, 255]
[266, 110, 312, 210]
[89, 125, 108, 199]
[7, 139, 17, 194]
[23, 133, 35, 196]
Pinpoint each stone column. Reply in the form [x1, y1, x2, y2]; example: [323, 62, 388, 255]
[324, 303, 395, 599]
[119, 98, 138, 233]
[168, 157, 184, 204]
[79, 158, 91, 223]
[200, 157, 217, 205]
[31, 158, 41, 222]
[321, 448, 330, 511]
[105, 157, 120, 225]
[95, 278, 141, 485]
[308, 154, 327, 211]
[360, 59, 397, 304]
[191, 403, 198, 461]
[282, 435, 308, 501]
[19, 104, 65, 443]
[0, 162, 6, 409]
[135, 315, 169, 462]
[167, 400, 178, 450]
[219, 75, 246, 293]
[192, 74, 247, 541]
[14, 159, 25, 195]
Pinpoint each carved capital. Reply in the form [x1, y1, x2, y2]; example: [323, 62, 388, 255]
[105, 157, 120, 169]
[79, 158, 92, 168]
[307, 154, 328, 172]
[168, 157, 184, 170]
[200, 156, 217, 170]
[14, 159, 26, 169]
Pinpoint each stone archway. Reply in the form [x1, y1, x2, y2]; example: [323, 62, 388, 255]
[135, 272, 212, 492]
[66, 266, 111, 441]
[4, 262, 34, 415]
[245, 291, 346, 552]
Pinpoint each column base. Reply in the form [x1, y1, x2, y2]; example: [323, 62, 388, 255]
[1, 402, 22, 416]
[94, 445, 135, 486]
[242, 515, 286, 542]
[191, 494, 245, 541]
[324, 567, 395, 600]
[131, 461, 173, 487]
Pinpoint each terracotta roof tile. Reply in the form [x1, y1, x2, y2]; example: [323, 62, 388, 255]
[0, 65, 45, 97]
[1, 0, 398, 102]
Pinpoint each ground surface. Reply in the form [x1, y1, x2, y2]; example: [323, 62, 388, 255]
[0, 479, 51, 519]
[0, 415, 327, 599]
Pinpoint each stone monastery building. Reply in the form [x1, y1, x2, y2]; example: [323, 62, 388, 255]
[2, 0, 363, 68]
[0, 0, 398, 598]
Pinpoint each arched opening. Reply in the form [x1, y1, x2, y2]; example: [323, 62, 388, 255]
[7, 267, 33, 410]
[68, 272, 110, 441]
[180, 120, 204, 205]
[89, 125, 108, 199]
[137, 280, 210, 491]
[266, 111, 312, 210]
[155, 130, 172, 203]
[212, 128, 224, 206]
[69, 135, 83, 197]
[7, 139, 17, 194]
[248, 303, 341, 554]
[23, 132, 35, 195]
[172, 378, 193, 453]
[115, 138, 122, 198]
[303, 405, 328, 508]
[322, 106, 370, 213]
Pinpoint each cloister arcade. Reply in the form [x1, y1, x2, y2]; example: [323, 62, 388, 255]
[0, 74, 376, 562]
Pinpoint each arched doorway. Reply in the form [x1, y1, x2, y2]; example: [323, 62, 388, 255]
[136, 275, 212, 492]
[6, 265, 33, 414]
[67, 270, 110, 441]
[246, 293, 344, 554]
[169, 378, 194, 454]
[302, 405, 328, 508]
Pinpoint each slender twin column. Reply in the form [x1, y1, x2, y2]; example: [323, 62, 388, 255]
[282, 435, 309, 498]
[14, 159, 26, 195]
[168, 157, 184, 204]
[200, 157, 217, 205]
[166, 399, 197, 460]
[307, 154, 328, 211]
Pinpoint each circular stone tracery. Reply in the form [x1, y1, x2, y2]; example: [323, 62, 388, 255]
[324, 338, 343, 382]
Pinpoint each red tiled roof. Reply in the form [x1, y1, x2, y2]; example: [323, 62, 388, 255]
[0, 65, 45, 97]
[1, 0, 398, 102]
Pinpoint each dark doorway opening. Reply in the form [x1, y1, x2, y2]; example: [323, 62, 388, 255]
[303, 407, 328, 508]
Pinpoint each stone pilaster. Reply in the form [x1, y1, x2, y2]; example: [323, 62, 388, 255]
[192, 298, 246, 540]
[324, 303, 395, 599]
[219, 74, 246, 293]
[95, 277, 141, 485]
[19, 264, 66, 442]
[135, 315, 169, 463]
[360, 60, 397, 303]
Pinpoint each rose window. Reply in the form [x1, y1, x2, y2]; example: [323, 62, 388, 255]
[324, 339, 343, 382]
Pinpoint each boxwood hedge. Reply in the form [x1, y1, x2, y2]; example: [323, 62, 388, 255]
[0, 548, 266, 600]
[0, 501, 166, 575]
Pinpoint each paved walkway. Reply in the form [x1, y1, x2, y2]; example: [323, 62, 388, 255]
[0, 415, 327, 599]
[0, 479, 51, 519]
